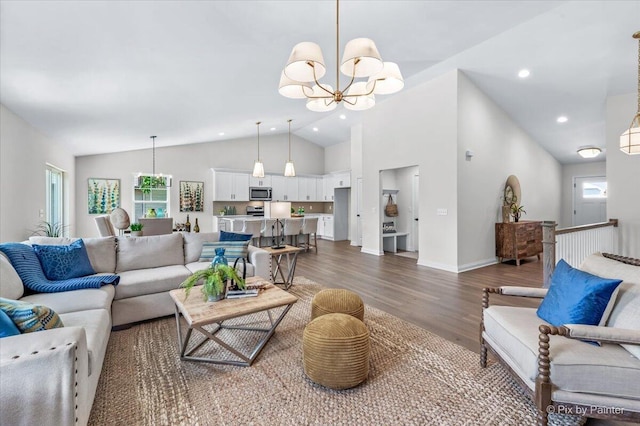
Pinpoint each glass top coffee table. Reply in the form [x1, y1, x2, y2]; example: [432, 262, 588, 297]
[169, 276, 297, 367]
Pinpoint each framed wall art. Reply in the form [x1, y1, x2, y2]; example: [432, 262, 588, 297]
[180, 181, 204, 212]
[88, 178, 120, 214]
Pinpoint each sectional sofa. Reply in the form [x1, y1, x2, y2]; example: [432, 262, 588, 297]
[0, 232, 270, 426]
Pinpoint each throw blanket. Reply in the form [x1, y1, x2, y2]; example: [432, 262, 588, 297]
[0, 243, 120, 293]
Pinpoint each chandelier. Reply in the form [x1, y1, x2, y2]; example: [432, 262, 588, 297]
[278, 0, 403, 112]
[620, 31, 640, 155]
[137, 136, 171, 188]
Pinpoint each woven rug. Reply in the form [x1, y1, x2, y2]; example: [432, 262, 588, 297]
[89, 277, 585, 426]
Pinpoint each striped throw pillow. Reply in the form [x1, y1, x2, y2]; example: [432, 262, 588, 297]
[199, 241, 250, 262]
[0, 298, 63, 333]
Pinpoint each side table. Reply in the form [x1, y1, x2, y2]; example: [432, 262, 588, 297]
[262, 245, 303, 290]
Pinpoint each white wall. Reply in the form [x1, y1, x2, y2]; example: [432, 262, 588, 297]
[606, 93, 640, 257]
[75, 134, 324, 237]
[456, 73, 562, 271]
[361, 70, 459, 269]
[324, 141, 351, 173]
[0, 104, 76, 242]
[559, 161, 606, 228]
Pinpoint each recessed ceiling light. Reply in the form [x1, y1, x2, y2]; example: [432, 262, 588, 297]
[557, 116, 568, 123]
[518, 69, 530, 78]
[313, 127, 319, 132]
[270, 127, 276, 131]
[339, 114, 346, 120]
[218, 132, 225, 136]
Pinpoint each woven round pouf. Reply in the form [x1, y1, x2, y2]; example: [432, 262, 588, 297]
[311, 289, 364, 321]
[303, 313, 370, 390]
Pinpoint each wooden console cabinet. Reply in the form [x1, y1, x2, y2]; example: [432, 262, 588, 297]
[495, 221, 543, 266]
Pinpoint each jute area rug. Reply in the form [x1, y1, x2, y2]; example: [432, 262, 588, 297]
[89, 277, 585, 426]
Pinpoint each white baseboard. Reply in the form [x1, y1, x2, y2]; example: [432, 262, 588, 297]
[418, 260, 459, 273]
[457, 258, 498, 273]
[361, 247, 383, 256]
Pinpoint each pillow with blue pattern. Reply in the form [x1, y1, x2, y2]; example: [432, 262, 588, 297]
[537, 259, 622, 327]
[32, 239, 95, 280]
[0, 298, 63, 333]
[0, 308, 20, 337]
[220, 231, 253, 242]
[199, 241, 250, 262]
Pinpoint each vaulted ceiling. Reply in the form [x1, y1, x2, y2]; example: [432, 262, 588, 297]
[1, 1, 638, 164]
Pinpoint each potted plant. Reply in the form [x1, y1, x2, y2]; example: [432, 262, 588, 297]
[31, 221, 67, 237]
[180, 264, 245, 302]
[510, 204, 526, 222]
[130, 223, 144, 237]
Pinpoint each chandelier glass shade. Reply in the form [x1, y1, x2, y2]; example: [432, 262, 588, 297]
[279, 0, 403, 111]
[137, 136, 171, 188]
[620, 31, 640, 155]
[252, 121, 265, 178]
[284, 119, 296, 177]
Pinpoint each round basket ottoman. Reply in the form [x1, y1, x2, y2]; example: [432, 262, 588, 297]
[311, 289, 364, 321]
[303, 313, 370, 390]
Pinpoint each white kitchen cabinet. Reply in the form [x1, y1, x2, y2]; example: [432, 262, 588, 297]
[298, 177, 317, 201]
[315, 178, 324, 202]
[334, 171, 350, 188]
[323, 176, 335, 201]
[212, 170, 249, 201]
[323, 215, 334, 239]
[249, 175, 271, 188]
[272, 175, 299, 201]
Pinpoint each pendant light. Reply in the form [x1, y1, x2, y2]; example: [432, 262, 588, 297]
[620, 31, 640, 155]
[137, 136, 171, 188]
[252, 121, 265, 178]
[284, 119, 296, 177]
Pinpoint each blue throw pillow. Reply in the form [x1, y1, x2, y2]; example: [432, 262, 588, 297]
[32, 239, 95, 281]
[537, 259, 622, 327]
[0, 308, 20, 337]
[220, 231, 253, 242]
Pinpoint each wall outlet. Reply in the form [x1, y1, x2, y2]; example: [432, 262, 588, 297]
[309, 206, 312, 210]
[437, 208, 448, 216]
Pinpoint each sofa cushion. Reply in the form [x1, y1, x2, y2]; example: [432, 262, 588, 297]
[28, 236, 117, 274]
[220, 231, 253, 241]
[116, 234, 184, 272]
[0, 253, 23, 300]
[0, 308, 20, 337]
[186, 261, 255, 277]
[199, 241, 249, 262]
[59, 308, 110, 377]
[183, 232, 220, 264]
[33, 240, 96, 280]
[580, 253, 640, 360]
[21, 284, 115, 314]
[115, 265, 191, 300]
[484, 305, 640, 399]
[537, 259, 622, 327]
[0, 298, 64, 333]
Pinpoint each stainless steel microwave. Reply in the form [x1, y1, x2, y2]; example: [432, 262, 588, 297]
[249, 187, 272, 201]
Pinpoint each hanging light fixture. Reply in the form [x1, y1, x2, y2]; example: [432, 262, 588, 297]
[284, 119, 296, 177]
[137, 136, 172, 188]
[279, 0, 403, 112]
[620, 31, 640, 155]
[577, 147, 602, 159]
[252, 121, 265, 178]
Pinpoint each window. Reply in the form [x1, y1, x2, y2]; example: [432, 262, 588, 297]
[582, 181, 607, 199]
[46, 165, 64, 229]
[133, 175, 170, 222]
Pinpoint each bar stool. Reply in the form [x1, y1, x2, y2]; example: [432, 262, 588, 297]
[300, 217, 318, 253]
[242, 219, 263, 247]
[283, 218, 303, 247]
[261, 219, 277, 247]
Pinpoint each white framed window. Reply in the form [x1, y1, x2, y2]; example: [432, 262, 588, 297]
[46, 164, 64, 230]
[132, 175, 171, 222]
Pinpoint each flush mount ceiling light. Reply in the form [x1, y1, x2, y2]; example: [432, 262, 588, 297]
[252, 122, 265, 178]
[518, 69, 530, 78]
[278, 0, 403, 112]
[284, 119, 296, 177]
[557, 116, 568, 123]
[577, 147, 602, 159]
[620, 31, 640, 155]
[137, 136, 172, 188]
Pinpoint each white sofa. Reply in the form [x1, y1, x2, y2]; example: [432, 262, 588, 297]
[0, 232, 269, 426]
[481, 253, 640, 425]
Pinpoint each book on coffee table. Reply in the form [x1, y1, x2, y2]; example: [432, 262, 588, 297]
[226, 289, 259, 299]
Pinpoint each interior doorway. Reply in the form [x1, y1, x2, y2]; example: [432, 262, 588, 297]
[573, 176, 607, 226]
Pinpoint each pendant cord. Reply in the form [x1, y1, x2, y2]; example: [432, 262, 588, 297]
[336, 0, 340, 93]
[637, 34, 639, 113]
[256, 122, 261, 160]
[288, 119, 293, 160]
[150, 136, 156, 176]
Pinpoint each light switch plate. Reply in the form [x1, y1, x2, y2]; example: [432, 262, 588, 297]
[437, 208, 448, 216]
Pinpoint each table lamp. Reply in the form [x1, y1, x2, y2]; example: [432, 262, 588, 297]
[265, 201, 291, 249]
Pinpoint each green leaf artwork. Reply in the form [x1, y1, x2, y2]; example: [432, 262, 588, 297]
[88, 178, 120, 214]
[180, 181, 204, 212]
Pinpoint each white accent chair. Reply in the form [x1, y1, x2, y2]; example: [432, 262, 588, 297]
[95, 215, 116, 237]
[242, 219, 263, 247]
[300, 217, 318, 253]
[283, 218, 304, 247]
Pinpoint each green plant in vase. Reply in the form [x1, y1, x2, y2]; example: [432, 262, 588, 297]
[510, 204, 526, 222]
[130, 223, 144, 237]
[180, 264, 245, 302]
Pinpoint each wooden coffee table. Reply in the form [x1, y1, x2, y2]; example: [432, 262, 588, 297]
[169, 276, 297, 366]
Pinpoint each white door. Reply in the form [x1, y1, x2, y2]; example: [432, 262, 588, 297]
[573, 176, 607, 226]
[356, 177, 363, 246]
[411, 173, 419, 252]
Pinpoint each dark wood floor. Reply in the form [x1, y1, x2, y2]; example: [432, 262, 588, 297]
[295, 239, 543, 353]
